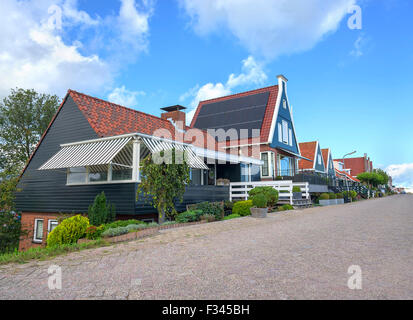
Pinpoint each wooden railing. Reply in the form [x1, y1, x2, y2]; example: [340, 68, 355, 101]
[229, 181, 310, 205]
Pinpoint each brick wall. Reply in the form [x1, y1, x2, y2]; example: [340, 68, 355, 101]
[19, 212, 59, 251]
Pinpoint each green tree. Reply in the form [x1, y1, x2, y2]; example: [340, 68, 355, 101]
[88, 192, 116, 226]
[0, 88, 59, 170]
[137, 149, 190, 224]
[373, 169, 389, 186]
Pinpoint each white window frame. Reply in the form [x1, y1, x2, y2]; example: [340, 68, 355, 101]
[283, 99, 287, 109]
[260, 151, 275, 178]
[48, 220, 58, 234]
[282, 120, 289, 144]
[318, 154, 322, 166]
[288, 129, 293, 146]
[278, 123, 282, 143]
[33, 219, 44, 243]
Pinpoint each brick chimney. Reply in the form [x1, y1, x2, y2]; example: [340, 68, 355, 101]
[161, 105, 186, 130]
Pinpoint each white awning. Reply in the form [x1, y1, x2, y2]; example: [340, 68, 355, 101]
[39, 137, 132, 170]
[141, 137, 208, 170]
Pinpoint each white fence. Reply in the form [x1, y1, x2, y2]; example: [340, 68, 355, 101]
[229, 181, 310, 205]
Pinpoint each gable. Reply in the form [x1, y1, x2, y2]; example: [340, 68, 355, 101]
[269, 82, 299, 154]
[314, 143, 325, 172]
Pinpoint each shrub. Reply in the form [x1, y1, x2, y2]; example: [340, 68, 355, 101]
[85, 225, 105, 240]
[251, 193, 268, 208]
[248, 187, 279, 206]
[232, 200, 253, 216]
[162, 221, 178, 226]
[336, 193, 344, 199]
[88, 192, 116, 226]
[125, 224, 142, 232]
[329, 193, 336, 200]
[175, 210, 201, 223]
[277, 206, 284, 211]
[279, 190, 289, 193]
[292, 186, 302, 193]
[223, 214, 241, 220]
[282, 204, 294, 211]
[47, 215, 90, 247]
[146, 222, 159, 228]
[103, 219, 146, 231]
[224, 201, 234, 211]
[320, 193, 330, 200]
[196, 202, 224, 221]
[101, 226, 129, 238]
[200, 214, 216, 223]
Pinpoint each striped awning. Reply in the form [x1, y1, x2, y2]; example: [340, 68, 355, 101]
[39, 137, 132, 170]
[141, 137, 208, 170]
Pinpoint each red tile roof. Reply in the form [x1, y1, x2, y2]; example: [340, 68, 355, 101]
[333, 157, 367, 177]
[190, 85, 279, 143]
[335, 168, 360, 182]
[298, 141, 317, 170]
[321, 148, 330, 169]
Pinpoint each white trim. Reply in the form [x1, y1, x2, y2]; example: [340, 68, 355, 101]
[260, 151, 275, 178]
[33, 219, 44, 243]
[48, 220, 58, 234]
[132, 140, 141, 182]
[268, 77, 284, 144]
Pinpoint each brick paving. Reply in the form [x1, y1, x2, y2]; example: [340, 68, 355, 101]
[0, 195, 412, 300]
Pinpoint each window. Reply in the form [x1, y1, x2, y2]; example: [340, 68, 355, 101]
[289, 129, 293, 146]
[33, 219, 44, 243]
[278, 123, 282, 142]
[282, 120, 289, 144]
[261, 153, 269, 177]
[89, 169, 108, 183]
[112, 168, 132, 181]
[283, 99, 287, 109]
[67, 167, 87, 184]
[278, 155, 294, 176]
[48, 220, 58, 234]
[318, 154, 322, 166]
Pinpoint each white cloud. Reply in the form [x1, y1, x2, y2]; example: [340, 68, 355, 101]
[179, 0, 357, 59]
[385, 163, 413, 188]
[0, 0, 153, 98]
[108, 86, 145, 107]
[182, 56, 267, 124]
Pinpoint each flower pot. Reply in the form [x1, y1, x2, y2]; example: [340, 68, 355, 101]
[293, 192, 302, 200]
[250, 207, 268, 218]
[319, 199, 330, 206]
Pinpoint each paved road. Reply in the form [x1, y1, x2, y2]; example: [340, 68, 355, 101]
[1, 195, 412, 300]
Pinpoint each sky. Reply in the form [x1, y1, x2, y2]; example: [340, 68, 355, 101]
[0, 0, 412, 190]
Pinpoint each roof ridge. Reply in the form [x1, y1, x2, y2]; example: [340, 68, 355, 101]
[199, 84, 279, 104]
[68, 89, 173, 126]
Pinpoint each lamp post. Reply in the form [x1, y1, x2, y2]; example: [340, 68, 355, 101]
[342, 151, 356, 202]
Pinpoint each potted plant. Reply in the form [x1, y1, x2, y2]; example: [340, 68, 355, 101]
[292, 186, 302, 200]
[319, 193, 330, 206]
[329, 193, 337, 205]
[336, 193, 344, 204]
[250, 193, 268, 218]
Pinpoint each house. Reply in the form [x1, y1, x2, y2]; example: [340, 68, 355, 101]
[321, 148, 336, 180]
[190, 75, 305, 181]
[15, 90, 261, 250]
[298, 141, 326, 174]
[333, 153, 373, 178]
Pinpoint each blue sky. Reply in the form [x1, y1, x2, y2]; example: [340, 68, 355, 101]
[0, 0, 412, 189]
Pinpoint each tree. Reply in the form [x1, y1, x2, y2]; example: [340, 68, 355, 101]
[373, 169, 389, 186]
[88, 192, 116, 226]
[137, 149, 190, 224]
[0, 88, 60, 171]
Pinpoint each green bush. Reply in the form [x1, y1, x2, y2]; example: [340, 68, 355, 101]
[146, 222, 159, 228]
[88, 192, 116, 226]
[282, 204, 294, 211]
[175, 210, 201, 223]
[232, 200, 253, 216]
[103, 219, 146, 231]
[292, 186, 302, 193]
[85, 225, 105, 240]
[162, 221, 178, 226]
[200, 214, 216, 223]
[47, 215, 90, 247]
[125, 224, 142, 232]
[248, 187, 279, 206]
[223, 214, 241, 220]
[277, 206, 284, 211]
[336, 193, 344, 199]
[320, 193, 330, 200]
[224, 201, 234, 210]
[329, 193, 336, 200]
[101, 226, 129, 238]
[196, 202, 224, 221]
[251, 193, 268, 208]
[279, 190, 289, 193]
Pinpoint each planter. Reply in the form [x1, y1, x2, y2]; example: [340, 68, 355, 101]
[319, 199, 331, 206]
[293, 192, 302, 200]
[330, 199, 338, 205]
[250, 207, 268, 218]
[336, 199, 344, 205]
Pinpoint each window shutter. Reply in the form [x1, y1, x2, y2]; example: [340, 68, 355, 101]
[278, 123, 282, 142]
[289, 129, 293, 146]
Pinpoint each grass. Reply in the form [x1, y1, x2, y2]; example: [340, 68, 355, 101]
[0, 239, 110, 265]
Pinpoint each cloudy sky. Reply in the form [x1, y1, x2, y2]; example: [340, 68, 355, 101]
[0, 0, 412, 189]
